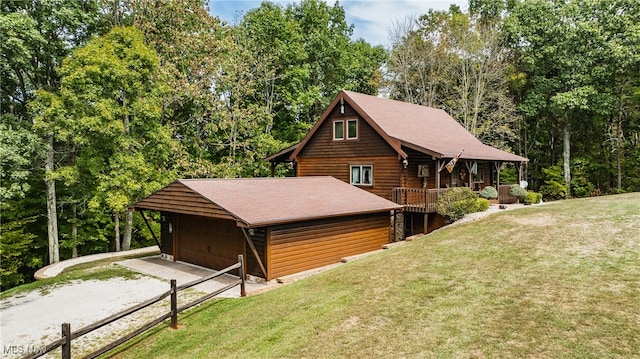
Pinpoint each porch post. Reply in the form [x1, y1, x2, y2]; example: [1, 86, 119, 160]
[517, 162, 523, 183]
[436, 159, 442, 189]
[464, 161, 473, 188]
[494, 161, 503, 187]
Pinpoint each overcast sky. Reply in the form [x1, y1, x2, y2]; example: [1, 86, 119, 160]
[207, 0, 468, 48]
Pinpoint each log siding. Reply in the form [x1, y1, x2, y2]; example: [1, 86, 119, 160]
[297, 156, 401, 200]
[267, 212, 390, 280]
[299, 103, 397, 158]
[135, 182, 235, 220]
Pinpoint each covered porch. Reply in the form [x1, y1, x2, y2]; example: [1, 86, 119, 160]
[392, 184, 519, 214]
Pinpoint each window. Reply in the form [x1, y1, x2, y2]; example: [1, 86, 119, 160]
[472, 162, 484, 183]
[333, 121, 344, 140]
[350, 165, 372, 186]
[418, 165, 430, 177]
[333, 119, 357, 141]
[347, 119, 358, 139]
[472, 169, 485, 183]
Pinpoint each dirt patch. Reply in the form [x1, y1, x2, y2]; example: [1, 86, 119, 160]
[507, 212, 557, 227]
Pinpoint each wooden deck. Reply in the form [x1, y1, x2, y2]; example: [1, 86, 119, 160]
[392, 185, 518, 213]
[392, 188, 445, 213]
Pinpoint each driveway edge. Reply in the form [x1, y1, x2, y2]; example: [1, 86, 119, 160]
[34, 246, 159, 280]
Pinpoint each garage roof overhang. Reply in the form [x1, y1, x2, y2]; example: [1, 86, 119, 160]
[132, 177, 401, 228]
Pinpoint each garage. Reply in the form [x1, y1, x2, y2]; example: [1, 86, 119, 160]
[133, 176, 401, 280]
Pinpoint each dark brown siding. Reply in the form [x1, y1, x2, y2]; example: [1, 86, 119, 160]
[267, 212, 390, 280]
[160, 212, 174, 255]
[297, 156, 401, 200]
[405, 148, 438, 189]
[295, 102, 402, 200]
[299, 103, 397, 158]
[135, 182, 235, 220]
[175, 215, 244, 273]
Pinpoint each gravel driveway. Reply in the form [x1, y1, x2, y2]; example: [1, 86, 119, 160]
[1, 275, 172, 358]
[0, 255, 270, 359]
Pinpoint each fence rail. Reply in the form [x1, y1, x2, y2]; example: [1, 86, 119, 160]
[21, 255, 246, 359]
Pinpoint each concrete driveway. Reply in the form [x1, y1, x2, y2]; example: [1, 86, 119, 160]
[117, 255, 272, 296]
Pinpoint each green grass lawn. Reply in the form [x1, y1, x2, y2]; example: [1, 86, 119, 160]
[111, 193, 640, 358]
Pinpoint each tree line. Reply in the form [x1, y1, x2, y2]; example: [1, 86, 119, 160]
[1, 0, 638, 289]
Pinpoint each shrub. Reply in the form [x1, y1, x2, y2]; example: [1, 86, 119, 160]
[510, 184, 527, 201]
[435, 187, 479, 222]
[570, 157, 596, 198]
[499, 165, 517, 184]
[525, 191, 542, 204]
[475, 198, 490, 212]
[540, 165, 567, 200]
[479, 186, 498, 199]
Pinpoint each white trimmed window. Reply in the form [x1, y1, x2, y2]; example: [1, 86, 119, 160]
[333, 119, 357, 141]
[350, 165, 372, 186]
[333, 121, 344, 140]
[347, 119, 358, 139]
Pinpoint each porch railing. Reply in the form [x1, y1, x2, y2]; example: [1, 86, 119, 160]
[392, 188, 446, 213]
[393, 185, 519, 213]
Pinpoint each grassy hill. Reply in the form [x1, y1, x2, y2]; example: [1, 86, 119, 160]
[112, 193, 640, 358]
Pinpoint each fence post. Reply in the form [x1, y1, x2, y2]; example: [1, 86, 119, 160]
[238, 254, 246, 297]
[170, 279, 178, 329]
[61, 323, 71, 359]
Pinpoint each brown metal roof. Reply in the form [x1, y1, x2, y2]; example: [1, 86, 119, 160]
[291, 90, 527, 162]
[134, 177, 401, 227]
[264, 143, 298, 163]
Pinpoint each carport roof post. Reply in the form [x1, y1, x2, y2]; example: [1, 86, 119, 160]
[132, 177, 402, 226]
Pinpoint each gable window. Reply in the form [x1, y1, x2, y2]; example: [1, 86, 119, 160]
[347, 119, 358, 139]
[333, 121, 344, 140]
[350, 165, 372, 186]
[333, 119, 357, 141]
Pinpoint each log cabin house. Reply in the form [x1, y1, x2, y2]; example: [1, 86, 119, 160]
[132, 177, 401, 281]
[267, 90, 529, 235]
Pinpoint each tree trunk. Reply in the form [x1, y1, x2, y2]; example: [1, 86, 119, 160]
[71, 204, 78, 258]
[122, 208, 133, 250]
[616, 85, 625, 190]
[45, 135, 60, 264]
[616, 116, 622, 190]
[114, 211, 121, 252]
[563, 120, 571, 198]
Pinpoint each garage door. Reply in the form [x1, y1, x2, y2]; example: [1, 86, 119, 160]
[176, 214, 244, 271]
[268, 212, 390, 279]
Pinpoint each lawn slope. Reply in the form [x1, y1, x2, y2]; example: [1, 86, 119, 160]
[113, 193, 640, 358]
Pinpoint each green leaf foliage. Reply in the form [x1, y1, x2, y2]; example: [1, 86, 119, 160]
[479, 186, 498, 199]
[540, 165, 567, 201]
[436, 187, 480, 221]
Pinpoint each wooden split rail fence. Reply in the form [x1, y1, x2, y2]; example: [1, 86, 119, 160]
[21, 255, 246, 359]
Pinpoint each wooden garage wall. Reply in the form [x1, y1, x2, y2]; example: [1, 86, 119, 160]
[267, 212, 391, 280]
[175, 214, 244, 273]
[245, 229, 267, 278]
